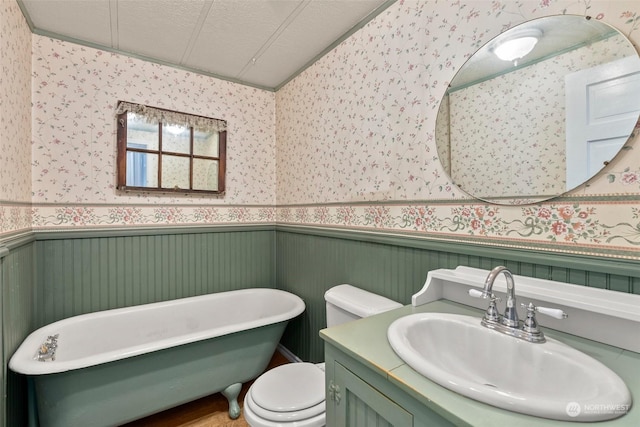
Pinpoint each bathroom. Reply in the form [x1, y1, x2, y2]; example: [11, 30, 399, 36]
[1, 0, 639, 426]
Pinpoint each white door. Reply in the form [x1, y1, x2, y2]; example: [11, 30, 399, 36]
[565, 55, 640, 190]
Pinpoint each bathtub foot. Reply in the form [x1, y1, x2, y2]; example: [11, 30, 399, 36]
[222, 382, 242, 419]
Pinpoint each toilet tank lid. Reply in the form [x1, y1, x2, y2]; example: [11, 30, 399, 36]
[324, 284, 403, 318]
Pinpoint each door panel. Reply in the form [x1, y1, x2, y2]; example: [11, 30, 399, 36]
[565, 55, 640, 189]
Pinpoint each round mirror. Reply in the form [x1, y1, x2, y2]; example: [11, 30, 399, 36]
[436, 15, 640, 205]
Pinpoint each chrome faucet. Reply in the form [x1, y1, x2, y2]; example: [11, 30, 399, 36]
[469, 266, 567, 343]
[483, 266, 518, 327]
[34, 334, 59, 362]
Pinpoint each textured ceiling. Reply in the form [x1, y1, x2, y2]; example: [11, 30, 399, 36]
[18, 0, 394, 91]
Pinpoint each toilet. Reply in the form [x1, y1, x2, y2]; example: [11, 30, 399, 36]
[243, 284, 403, 427]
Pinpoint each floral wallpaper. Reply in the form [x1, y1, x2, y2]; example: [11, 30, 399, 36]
[28, 33, 278, 231]
[275, 0, 640, 260]
[3, 0, 640, 261]
[31, 35, 276, 206]
[0, 0, 32, 236]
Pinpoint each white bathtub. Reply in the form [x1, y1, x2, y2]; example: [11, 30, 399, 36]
[10, 288, 305, 427]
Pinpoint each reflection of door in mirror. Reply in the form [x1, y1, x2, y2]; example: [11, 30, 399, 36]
[565, 55, 640, 190]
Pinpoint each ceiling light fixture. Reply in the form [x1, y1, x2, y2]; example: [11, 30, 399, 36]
[492, 28, 542, 65]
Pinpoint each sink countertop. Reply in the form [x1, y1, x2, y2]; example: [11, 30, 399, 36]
[319, 300, 640, 427]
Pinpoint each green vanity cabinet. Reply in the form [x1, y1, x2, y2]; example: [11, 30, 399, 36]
[328, 358, 412, 426]
[324, 339, 456, 427]
[321, 301, 640, 427]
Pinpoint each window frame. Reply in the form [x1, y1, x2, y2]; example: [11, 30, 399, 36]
[116, 103, 227, 195]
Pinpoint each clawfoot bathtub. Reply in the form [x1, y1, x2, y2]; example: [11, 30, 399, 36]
[10, 288, 305, 427]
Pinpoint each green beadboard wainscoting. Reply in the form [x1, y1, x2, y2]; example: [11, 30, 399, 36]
[33, 226, 277, 328]
[275, 225, 640, 363]
[1, 234, 36, 427]
[2, 224, 640, 427]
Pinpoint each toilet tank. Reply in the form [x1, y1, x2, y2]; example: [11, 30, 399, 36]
[324, 284, 403, 327]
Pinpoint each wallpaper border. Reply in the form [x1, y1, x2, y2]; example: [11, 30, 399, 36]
[275, 199, 640, 260]
[2, 195, 640, 261]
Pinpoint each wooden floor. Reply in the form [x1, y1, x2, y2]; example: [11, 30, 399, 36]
[121, 351, 290, 427]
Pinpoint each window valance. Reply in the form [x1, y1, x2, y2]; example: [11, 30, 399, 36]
[116, 101, 227, 133]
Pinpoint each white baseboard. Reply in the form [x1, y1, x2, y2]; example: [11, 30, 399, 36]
[276, 344, 303, 363]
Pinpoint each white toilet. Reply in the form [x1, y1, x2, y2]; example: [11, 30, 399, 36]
[243, 284, 403, 427]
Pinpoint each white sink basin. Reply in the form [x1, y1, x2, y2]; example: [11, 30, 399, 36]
[387, 313, 632, 422]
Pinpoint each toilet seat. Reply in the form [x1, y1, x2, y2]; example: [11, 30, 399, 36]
[245, 389, 325, 424]
[244, 363, 326, 427]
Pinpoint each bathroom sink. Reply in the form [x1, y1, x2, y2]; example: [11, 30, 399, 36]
[387, 313, 632, 422]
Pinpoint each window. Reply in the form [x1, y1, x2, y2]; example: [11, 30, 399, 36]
[116, 101, 227, 194]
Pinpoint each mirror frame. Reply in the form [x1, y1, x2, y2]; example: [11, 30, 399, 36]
[116, 103, 227, 195]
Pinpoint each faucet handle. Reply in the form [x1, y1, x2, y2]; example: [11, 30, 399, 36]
[468, 289, 494, 299]
[521, 303, 568, 320]
[469, 289, 501, 322]
[468, 288, 484, 298]
[468, 289, 502, 304]
[536, 306, 568, 320]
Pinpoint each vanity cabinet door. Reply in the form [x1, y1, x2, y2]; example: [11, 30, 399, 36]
[330, 361, 413, 427]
